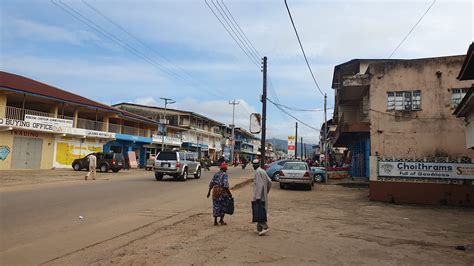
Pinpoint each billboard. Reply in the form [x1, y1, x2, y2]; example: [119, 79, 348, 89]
[288, 136, 295, 157]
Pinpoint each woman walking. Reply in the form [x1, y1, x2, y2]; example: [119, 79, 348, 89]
[207, 162, 232, 226]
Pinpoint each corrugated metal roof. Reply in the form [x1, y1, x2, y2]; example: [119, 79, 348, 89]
[0, 71, 157, 125]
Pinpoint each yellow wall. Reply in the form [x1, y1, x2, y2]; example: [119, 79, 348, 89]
[40, 132, 55, 169]
[0, 131, 14, 170]
[53, 136, 103, 168]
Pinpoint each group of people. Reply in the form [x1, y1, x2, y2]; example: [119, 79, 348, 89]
[207, 159, 272, 236]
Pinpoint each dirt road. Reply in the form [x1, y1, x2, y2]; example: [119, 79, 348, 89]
[50, 182, 474, 265]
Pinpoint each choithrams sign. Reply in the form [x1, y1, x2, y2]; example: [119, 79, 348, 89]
[378, 161, 474, 179]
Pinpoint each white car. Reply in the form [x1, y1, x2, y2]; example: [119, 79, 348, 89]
[278, 161, 314, 190]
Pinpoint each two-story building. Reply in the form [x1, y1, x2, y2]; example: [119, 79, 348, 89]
[233, 127, 258, 162]
[0, 71, 158, 170]
[331, 56, 474, 206]
[113, 103, 224, 161]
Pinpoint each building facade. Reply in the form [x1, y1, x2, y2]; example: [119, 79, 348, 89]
[113, 103, 224, 161]
[331, 56, 474, 206]
[0, 72, 158, 170]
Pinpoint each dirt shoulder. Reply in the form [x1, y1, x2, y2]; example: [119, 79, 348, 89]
[50, 183, 474, 265]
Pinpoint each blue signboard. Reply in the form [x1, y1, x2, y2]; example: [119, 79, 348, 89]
[115, 133, 152, 143]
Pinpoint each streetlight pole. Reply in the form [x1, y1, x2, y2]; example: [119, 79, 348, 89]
[229, 99, 239, 164]
[160, 97, 175, 152]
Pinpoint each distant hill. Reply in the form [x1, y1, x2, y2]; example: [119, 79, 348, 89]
[267, 137, 317, 158]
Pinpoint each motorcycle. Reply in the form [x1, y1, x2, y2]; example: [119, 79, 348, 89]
[241, 162, 248, 169]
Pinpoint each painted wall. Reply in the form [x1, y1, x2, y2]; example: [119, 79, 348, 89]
[53, 136, 103, 168]
[368, 56, 474, 160]
[466, 113, 474, 149]
[0, 131, 14, 170]
[0, 130, 54, 170]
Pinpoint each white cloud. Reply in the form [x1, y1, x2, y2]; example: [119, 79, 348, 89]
[134, 97, 159, 106]
[5, 17, 98, 45]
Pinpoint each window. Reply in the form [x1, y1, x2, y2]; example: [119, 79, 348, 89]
[452, 88, 468, 108]
[387, 91, 421, 111]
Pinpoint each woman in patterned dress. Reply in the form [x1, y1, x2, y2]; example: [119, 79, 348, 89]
[207, 162, 232, 226]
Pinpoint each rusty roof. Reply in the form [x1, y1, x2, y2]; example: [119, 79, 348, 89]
[0, 71, 157, 125]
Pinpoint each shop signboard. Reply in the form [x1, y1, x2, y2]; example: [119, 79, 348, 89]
[67, 127, 115, 139]
[288, 136, 295, 157]
[378, 161, 474, 179]
[0, 117, 65, 133]
[152, 135, 182, 146]
[25, 114, 73, 128]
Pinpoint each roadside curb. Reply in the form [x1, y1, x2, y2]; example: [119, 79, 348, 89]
[231, 178, 253, 190]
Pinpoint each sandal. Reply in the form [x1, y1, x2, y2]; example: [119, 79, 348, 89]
[219, 221, 227, 225]
[214, 221, 218, 226]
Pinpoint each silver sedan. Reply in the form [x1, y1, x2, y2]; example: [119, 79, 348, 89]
[278, 161, 314, 190]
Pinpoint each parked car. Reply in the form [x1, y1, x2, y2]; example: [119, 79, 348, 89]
[265, 159, 291, 181]
[278, 161, 313, 190]
[154, 151, 201, 181]
[311, 166, 327, 183]
[72, 152, 124, 173]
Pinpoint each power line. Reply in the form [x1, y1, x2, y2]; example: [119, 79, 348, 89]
[267, 97, 320, 131]
[52, 0, 225, 99]
[204, 0, 259, 67]
[284, 0, 324, 96]
[220, 0, 262, 60]
[274, 101, 334, 112]
[388, 0, 436, 58]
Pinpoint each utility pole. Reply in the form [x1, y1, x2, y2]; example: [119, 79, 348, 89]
[160, 97, 175, 152]
[260, 56, 267, 168]
[229, 99, 239, 164]
[300, 137, 303, 160]
[295, 122, 298, 159]
[324, 93, 328, 168]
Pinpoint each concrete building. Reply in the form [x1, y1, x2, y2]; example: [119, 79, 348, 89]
[113, 103, 224, 160]
[331, 56, 474, 206]
[0, 71, 158, 170]
[233, 127, 258, 162]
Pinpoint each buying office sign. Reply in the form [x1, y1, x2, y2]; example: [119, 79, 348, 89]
[0, 118, 65, 133]
[378, 161, 474, 179]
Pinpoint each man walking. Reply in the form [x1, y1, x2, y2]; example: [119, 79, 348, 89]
[252, 159, 272, 236]
[85, 153, 97, 180]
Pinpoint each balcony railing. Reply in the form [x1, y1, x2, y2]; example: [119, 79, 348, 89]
[5, 106, 54, 120]
[76, 118, 104, 131]
[123, 125, 138, 135]
[108, 123, 121, 133]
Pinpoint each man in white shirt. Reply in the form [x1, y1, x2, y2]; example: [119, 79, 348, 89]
[85, 154, 97, 180]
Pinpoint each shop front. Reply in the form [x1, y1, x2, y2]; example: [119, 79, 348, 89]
[52, 128, 115, 169]
[0, 117, 62, 170]
[103, 134, 152, 168]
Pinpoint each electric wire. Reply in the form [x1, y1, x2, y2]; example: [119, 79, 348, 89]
[388, 0, 436, 58]
[53, 0, 225, 99]
[219, 0, 262, 60]
[204, 0, 260, 67]
[267, 97, 320, 131]
[284, 0, 324, 96]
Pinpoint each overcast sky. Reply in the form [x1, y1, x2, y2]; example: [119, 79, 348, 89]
[1, 0, 473, 143]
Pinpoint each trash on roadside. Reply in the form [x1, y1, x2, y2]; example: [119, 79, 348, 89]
[79, 215, 84, 220]
[455, 245, 466, 251]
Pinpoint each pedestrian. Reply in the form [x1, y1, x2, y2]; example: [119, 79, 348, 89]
[251, 159, 272, 236]
[207, 162, 232, 226]
[85, 153, 97, 180]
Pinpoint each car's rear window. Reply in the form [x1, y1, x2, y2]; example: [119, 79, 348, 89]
[104, 153, 113, 159]
[114, 153, 124, 160]
[283, 162, 307, 171]
[157, 152, 177, 160]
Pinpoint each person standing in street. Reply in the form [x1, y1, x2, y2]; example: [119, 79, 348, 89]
[85, 153, 97, 180]
[207, 162, 232, 226]
[252, 159, 272, 236]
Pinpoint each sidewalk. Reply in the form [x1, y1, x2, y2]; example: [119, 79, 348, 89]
[0, 168, 148, 188]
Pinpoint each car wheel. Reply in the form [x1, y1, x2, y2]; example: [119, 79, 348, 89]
[272, 173, 279, 182]
[155, 172, 163, 181]
[73, 163, 81, 171]
[307, 184, 313, 190]
[181, 168, 188, 181]
[194, 167, 201, 179]
[100, 164, 108, 172]
[112, 169, 120, 173]
[314, 174, 323, 183]
[279, 183, 285, 189]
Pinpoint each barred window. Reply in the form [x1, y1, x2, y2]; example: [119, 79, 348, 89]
[387, 91, 421, 111]
[452, 88, 468, 108]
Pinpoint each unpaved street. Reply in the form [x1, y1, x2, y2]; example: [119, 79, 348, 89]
[49, 182, 474, 265]
[0, 167, 253, 265]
